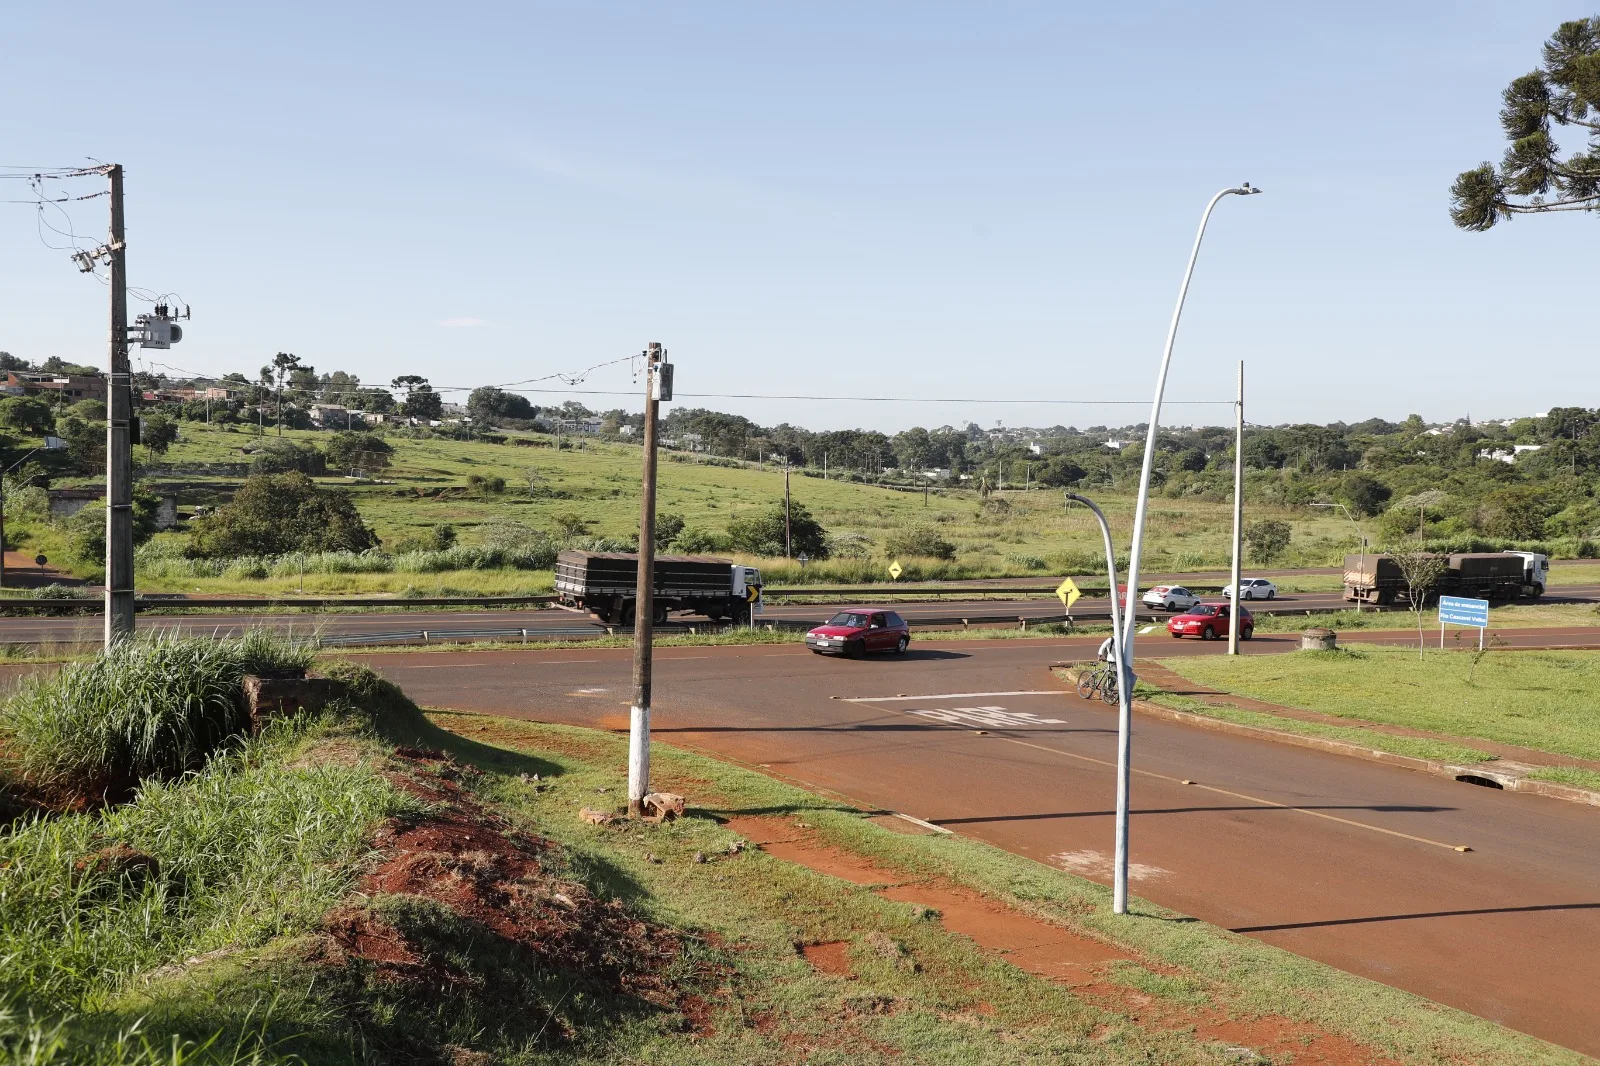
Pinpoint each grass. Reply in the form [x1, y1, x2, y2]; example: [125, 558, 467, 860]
[1527, 765, 1600, 791]
[1155, 643, 1600, 763]
[0, 632, 314, 787]
[1250, 601, 1600, 633]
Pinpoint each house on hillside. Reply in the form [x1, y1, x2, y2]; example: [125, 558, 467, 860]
[4, 372, 107, 404]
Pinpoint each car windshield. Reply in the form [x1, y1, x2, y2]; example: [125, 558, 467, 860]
[1188, 605, 1218, 616]
[825, 612, 870, 628]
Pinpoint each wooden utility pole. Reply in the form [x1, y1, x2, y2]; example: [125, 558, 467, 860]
[104, 164, 134, 645]
[628, 342, 665, 817]
[784, 457, 792, 557]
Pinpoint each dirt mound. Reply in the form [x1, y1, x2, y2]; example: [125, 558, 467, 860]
[316, 746, 714, 1049]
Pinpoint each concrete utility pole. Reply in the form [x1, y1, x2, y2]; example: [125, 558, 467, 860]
[628, 342, 666, 817]
[104, 164, 134, 646]
[1228, 360, 1245, 654]
[784, 457, 792, 558]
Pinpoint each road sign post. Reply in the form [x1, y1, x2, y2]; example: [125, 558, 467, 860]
[889, 560, 902, 581]
[1056, 577, 1081, 627]
[1439, 595, 1489, 650]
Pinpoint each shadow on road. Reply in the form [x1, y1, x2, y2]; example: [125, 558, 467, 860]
[933, 803, 1459, 826]
[1233, 901, 1600, 934]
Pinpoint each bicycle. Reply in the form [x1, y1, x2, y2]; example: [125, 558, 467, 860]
[1076, 663, 1121, 704]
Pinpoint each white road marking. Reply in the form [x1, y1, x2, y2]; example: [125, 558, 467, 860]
[909, 706, 1066, 728]
[843, 690, 1066, 703]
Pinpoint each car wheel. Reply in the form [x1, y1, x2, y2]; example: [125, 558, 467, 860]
[1201, 626, 1216, 641]
[1243, 590, 1253, 601]
[1267, 590, 1276, 600]
[847, 639, 865, 659]
[1242, 626, 1254, 641]
[895, 635, 909, 654]
[1170, 632, 1182, 639]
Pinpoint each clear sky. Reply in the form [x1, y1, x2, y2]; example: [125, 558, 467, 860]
[0, 2, 1590, 432]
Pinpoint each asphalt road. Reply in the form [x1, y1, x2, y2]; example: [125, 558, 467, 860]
[350, 632, 1600, 1056]
[5, 582, 1600, 646]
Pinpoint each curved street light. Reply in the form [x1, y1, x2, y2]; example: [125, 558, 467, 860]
[1115, 183, 1262, 916]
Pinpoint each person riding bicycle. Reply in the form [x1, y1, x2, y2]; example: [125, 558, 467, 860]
[1097, 635, 1119, 667]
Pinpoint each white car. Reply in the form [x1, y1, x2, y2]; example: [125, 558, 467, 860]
[1223, 578, 1277, 601]
[1142, 585, 1201, 611]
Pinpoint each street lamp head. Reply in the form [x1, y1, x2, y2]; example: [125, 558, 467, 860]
[1236, 182, 1262, 195]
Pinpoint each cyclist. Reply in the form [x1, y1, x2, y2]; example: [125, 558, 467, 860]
[1097, 635, 1119, 667]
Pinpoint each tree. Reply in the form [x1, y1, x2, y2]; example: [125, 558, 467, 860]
[0, 396, 55, 435]
[66, 399, 106, 422]
[187, 472, 378, 557]
[1035, 456, 1086, 488]
[552, 512, 591, 538]
[1451, 17, 1600, 230]
[67, 488, 163, 563]
[140, 412, 178, 456]
[727, 501, 828, 558]
[324, 431, 393, 476]
[466, 386, 535, 423]
[392, 375, 443, 421]
[1478, 485, 1550, 539]
[1244, 519, 1291, 564]
[1338, 473, 1391, 518]
[883, 526, 957, 562]
[267, 352, 312, 437]
[250, 439, 323, 476]
[1390, 547, 1448, 658]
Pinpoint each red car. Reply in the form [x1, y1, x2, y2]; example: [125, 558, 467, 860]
[805, 608, 911, 657]
[1166, 602, 1253, 641]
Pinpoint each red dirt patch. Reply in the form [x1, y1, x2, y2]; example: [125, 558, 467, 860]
[801, 940, 853, 976]
[733, 814, 1399, 1066]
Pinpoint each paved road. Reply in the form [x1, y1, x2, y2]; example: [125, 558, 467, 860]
[350, 633, 1600, 1056]
[5, 583, 1600, 646]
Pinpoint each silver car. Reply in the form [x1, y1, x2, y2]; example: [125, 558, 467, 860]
[1141, 585, 1201, 611]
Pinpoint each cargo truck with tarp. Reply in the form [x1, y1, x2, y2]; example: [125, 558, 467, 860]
[1342, 551, 1548, 605]
[554, 550, 763, 625]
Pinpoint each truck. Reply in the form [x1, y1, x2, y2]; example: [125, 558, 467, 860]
[554, 551, 763, 625]
[1342, 551, 1549, 606]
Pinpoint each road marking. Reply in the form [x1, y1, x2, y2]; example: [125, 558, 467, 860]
[842, 690, 1066, 703]
[986, 735, 1473, 854]
[909, 706, 1066, 728]
[391, 658, 601, 668]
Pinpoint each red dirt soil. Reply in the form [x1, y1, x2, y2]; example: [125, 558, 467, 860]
[736, 815, 1401, 1066]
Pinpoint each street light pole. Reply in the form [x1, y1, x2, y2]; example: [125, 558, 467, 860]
[1065, 493, 1133, 914]
[629, 342, 666, 817]
[1228, 360, 1245, 654]
[1312, 502, 1367, 612]
[1120, 184, 1262, 662]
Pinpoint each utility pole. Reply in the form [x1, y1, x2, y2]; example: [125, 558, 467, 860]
[1227, 360, 1245, 654]
[629, 342, 667, 818]
[104, 164, 134, 646]
[784, 457, 792, 558]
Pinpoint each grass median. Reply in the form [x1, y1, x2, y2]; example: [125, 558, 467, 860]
[1155, 643, 1600, 768]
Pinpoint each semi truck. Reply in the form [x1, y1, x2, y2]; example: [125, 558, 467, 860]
[554, 551, 763, 625]
[1342, 550, 1548, 606]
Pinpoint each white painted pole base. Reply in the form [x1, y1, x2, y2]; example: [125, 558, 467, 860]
[628, 703, 650, 816]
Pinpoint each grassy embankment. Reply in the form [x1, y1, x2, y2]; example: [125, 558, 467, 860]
[12, 423, 1363, 596]
[0, 633, 1585, 1063]
[1152, 644, 1600, 790]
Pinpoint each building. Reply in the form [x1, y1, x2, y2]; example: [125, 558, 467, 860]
[3, 372, 107, 404]
[555, 416, 604, 435]
[1477, 444, 1543, 464]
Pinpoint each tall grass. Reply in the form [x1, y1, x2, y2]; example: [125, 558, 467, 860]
[0, 727, 407, 1011]
[1, 633, 313, 787]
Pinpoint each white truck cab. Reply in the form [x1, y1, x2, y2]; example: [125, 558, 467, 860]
[732, 566, 763, 600]
[1504, 551, 1549, 597]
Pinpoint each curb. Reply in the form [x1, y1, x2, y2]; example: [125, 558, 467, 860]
[1051, 663, 1600, 810]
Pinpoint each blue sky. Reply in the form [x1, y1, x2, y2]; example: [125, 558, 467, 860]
[0, 2, 1590, 431]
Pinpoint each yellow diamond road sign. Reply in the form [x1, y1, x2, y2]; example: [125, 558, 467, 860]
[889, 560, 903, 581]
[1056, 577, 1081, 608]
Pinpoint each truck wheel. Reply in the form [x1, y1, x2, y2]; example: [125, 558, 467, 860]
[1532, 584, 1545, 599]
[620, 603, 636, 626]
[652, 603, 669, 625]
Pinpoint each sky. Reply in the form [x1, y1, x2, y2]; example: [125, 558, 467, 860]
[0, 1, 1591, 433]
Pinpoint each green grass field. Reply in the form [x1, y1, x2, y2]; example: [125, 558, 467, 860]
[1156, 644, 1600, 763]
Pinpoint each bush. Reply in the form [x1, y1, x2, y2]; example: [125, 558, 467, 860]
[0, 396, 55, 435]
[672, 527, 732, 554]
[188, 473, 378, 558]
[883, 526, 957, 561]
[0, 632, 313, 787]
[324, 430, 393, 476]
[391, 523, 457, 554]
[727, 501, 828, 558]
[1244, 519, 1291, 563]
[655, 511, 685, 549]
[65, 488, 164, 563]
[139, 412, 178, 455]
[248, 439, 323, 476]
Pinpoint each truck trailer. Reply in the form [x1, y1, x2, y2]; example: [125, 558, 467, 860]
[1342, 551, 1548, 606]
[554, 551, 763, 625]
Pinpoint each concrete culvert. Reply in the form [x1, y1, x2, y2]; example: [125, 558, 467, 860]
[1455, 774, 1506, 790]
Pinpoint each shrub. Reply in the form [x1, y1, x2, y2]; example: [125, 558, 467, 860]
[884, 526, 957, 562]
[248, 439, 323, 476]
[188, 473, 378, 558]
[391, 523, 457, 554]
[727, 502, 828, 558]
[65, 488, 164, 563]
[1244, 519, 1291, 563]
[325, 430, 393, 476]
[655, 511, 685, 549]
[672, 527, 732, 554]
[0, 396, 55, 435]
[139, 412, 178, 455]
[0, 632, 313, 787]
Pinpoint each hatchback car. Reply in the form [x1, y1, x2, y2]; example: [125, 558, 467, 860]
[805, 609, 911, 657]
[1142, 585, 1201, 611]
[1222, 578, 1277, 601]
[1166, 603, 1253, 640]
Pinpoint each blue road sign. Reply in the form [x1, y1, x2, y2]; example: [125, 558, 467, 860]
[1439, 595, 1489, 628]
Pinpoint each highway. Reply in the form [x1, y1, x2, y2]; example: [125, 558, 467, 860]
[350, 633, 1600, 1056]
[4, 581, 1600, 646]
